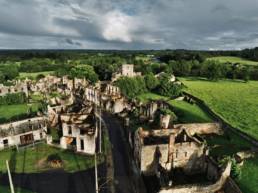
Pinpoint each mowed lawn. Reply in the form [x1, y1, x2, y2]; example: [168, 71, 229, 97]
[0, 143, 99, 173]
[207, 56, 258, 66]
[137, 92, 213, 123]
[182, 78, 258, 140]
[0, 104, 39, 123]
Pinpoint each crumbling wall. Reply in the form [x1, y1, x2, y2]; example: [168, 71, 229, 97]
[174, 123, 223, 135]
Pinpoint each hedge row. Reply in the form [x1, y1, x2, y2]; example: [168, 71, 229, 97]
[0, 92, 27, 105]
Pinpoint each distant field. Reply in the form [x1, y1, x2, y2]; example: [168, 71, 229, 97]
[19, 71, 54, 79]
[137, 92, 213, 123]
[181, 77, 258, 139]
[207, 56, 258, 66]
[0, 143, 101, 173]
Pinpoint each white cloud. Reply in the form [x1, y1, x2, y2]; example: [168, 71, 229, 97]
[102, 11, 135, 42]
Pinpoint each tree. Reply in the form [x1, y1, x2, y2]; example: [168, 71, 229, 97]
[70, 65, 98, 84]
[157, 73, 182, 97]
[144, 73, 159, 90]
[115, 76, 147, 99]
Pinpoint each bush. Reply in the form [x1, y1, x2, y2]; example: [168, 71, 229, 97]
[0, 92, 27, 105]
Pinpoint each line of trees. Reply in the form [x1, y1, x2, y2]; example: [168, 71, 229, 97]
[115, 73, 182, 99]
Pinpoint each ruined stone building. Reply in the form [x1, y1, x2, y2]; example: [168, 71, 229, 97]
[112, 64, 142, 81]
[0, 117, 47, 149]
[138, 100, 170, 120]
[134, 127, 206, 176]
[59, 109, 98, 155]
[0, 81, 28, 97]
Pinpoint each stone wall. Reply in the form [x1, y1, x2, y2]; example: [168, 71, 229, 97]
[174, 123, 223, 135]
[158, 161, 232, 193]
[183, 92, 258, 146]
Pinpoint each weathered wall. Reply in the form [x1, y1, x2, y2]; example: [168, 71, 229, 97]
[158, 162, 232, 193]
[174, 123, 223, 135]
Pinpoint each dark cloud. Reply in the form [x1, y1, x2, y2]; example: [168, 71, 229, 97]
[0, 0, 258, 49]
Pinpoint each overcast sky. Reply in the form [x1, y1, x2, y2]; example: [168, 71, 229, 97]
[1, 0, 258, 50]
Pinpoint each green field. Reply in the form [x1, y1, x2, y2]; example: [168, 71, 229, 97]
[137, 92, 213, 123]
[137, 92, 169, 103]
[19, 71, 54, 79]
[0, 104, 39, 123]
[0, 185, 35, 193]
[169, 100, 213, 123]
[207, 56, 258, 66]
[182, 78, 258, 140]
[0, 143, 102, 173]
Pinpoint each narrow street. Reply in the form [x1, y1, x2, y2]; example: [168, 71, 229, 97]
[102, 112, 136, 193]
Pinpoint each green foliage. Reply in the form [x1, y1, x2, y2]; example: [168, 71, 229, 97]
[70, 64, 98, 84]
[182, 78, 258, 140]
[0, 64, 19, 81]
[219, 156, 241, 180]
[115, 76, 147, 99]
[157, 73, 182, 97]
[0, 92, 26, 105]
[144, 73, 159, 90]
[160, 108, 177, 122]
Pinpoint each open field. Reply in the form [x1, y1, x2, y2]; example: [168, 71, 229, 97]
[207, 56, 258, 66]
[19, 71, 54, 79]
[0, 185, 36, 193]
[137, 92, 213, 123]
[0, 143, 102, 173]
[181, 77, 258, 140]
[0, 104, 39, 123]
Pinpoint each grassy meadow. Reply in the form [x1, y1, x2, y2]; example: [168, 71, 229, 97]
[207, 56, 258, 66]
[181, 77, 258, 140]
[0, 143, 102, 173]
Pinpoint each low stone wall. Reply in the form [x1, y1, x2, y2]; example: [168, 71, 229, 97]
[183, 92, 258, 147]
[174, 123, 223, 135]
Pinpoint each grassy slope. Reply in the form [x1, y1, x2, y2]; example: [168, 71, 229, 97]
[169, 100, 213, 123]
[182, 78, 258, 140]
[207, 56, 258, 66]
[0, 104, 39, 121]
[0, 143, 99, 173]
[0, 185, 36, 193]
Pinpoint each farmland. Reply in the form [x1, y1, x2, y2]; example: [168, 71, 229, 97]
[181, 77, 258, 140]
[207, 56, 258, 66]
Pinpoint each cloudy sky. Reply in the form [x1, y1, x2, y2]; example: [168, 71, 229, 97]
[1, 0, 258, 50]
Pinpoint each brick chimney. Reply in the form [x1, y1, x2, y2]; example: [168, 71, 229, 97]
[160, 114, 171, 129]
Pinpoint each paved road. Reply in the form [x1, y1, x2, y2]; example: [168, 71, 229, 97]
[102, 113, 136, 193]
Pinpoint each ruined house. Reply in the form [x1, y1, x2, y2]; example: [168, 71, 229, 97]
[134, 127, 206, 176]
[0, 117, 47, 149]
[138, 100, 170, 120]
[59, 109, 98, 155]
[0, 81, 28, 97]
